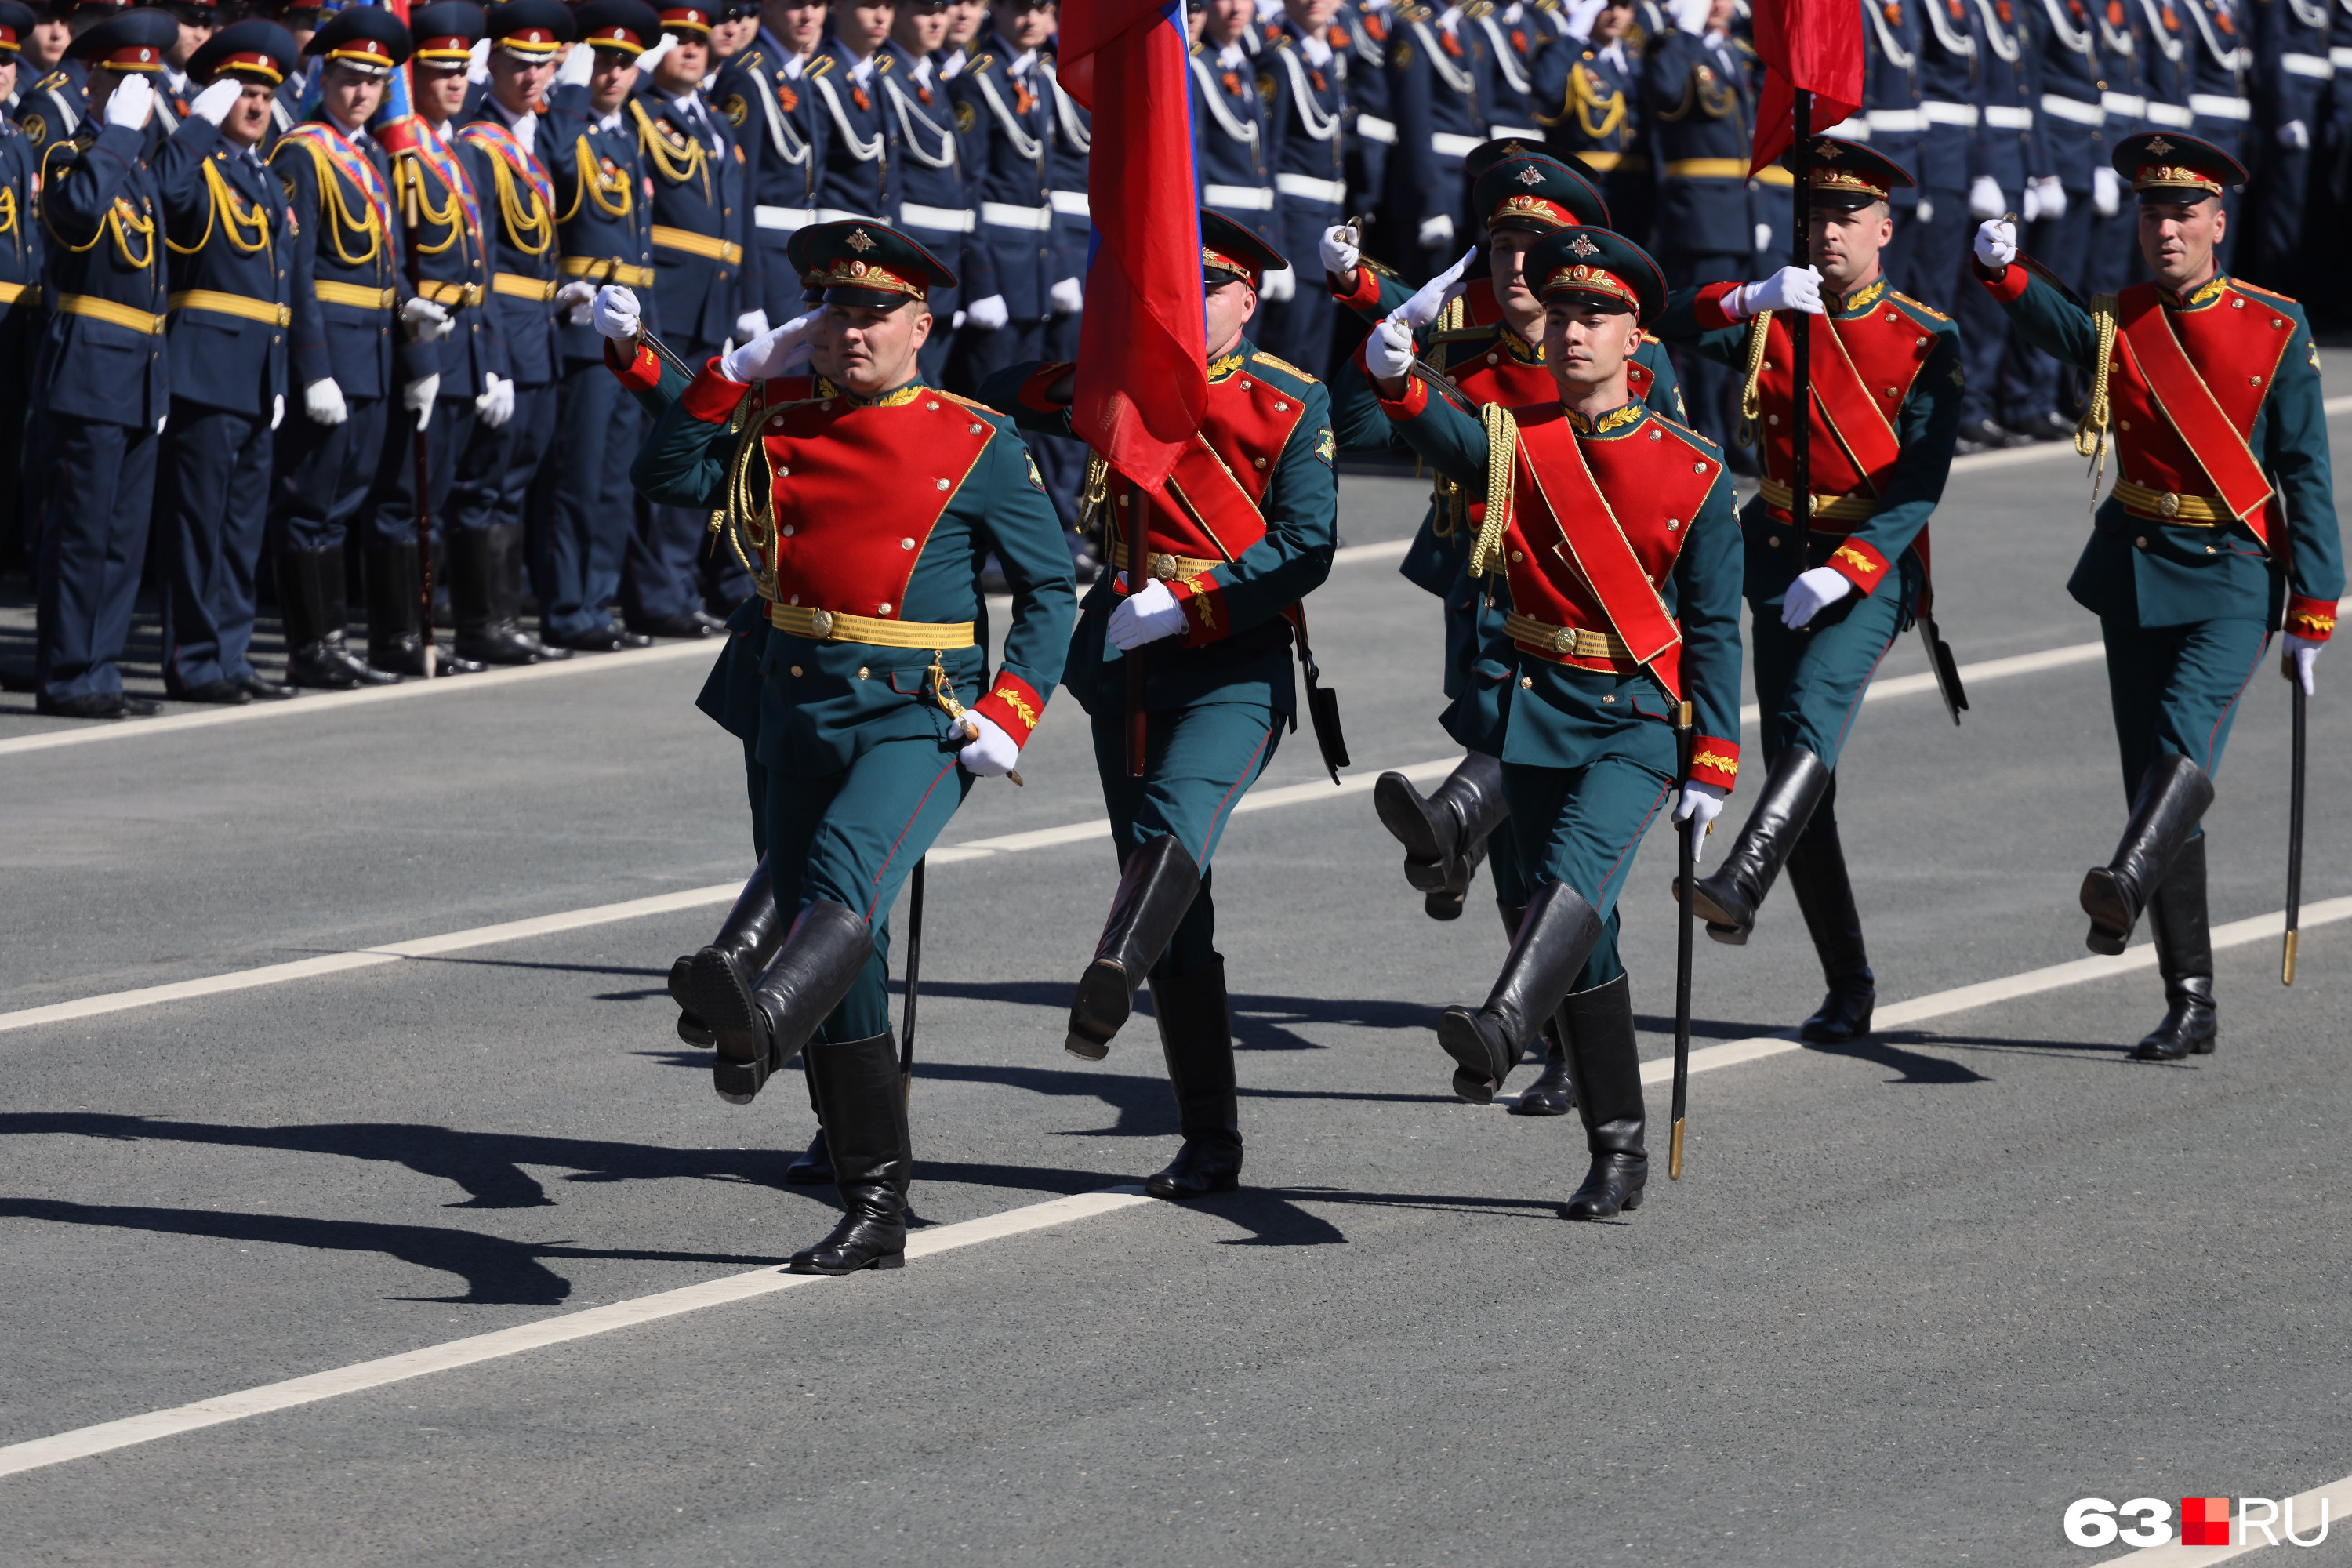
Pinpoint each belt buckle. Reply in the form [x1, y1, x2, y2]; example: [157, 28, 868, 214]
[808, 608, 836, 639]
[2158, 492, 2181, 520]
[1151, 554, 1179, 582]
[1551, 627, 1577, 655]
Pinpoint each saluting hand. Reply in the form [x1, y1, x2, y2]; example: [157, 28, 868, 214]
[1399, 248, 1476, 329]
[189, 78, 243, 127]
[103, 74, 154, 131]
[720, 307, 822, 382]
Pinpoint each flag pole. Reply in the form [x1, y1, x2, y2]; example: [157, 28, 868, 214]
[1790, 88, 1811, 583]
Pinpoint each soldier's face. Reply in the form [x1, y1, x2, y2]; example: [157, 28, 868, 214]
[809, 299, 931, 393]
[1202, 0, 1250, 43]
[891, 4, 951, 53]
[168, 18, 211, 69]
[990, 0, 1053, 48]
[320, 63, 384, 126]
[26, 16, 69, 67]
[1544, 299, 1636, 392]
[2138, 196, 2223, 290]
[417, 60, 471, 120]
[1808, 202, 1891, 293]
[833, 0, 896, 51]
[1282, 0, 1340, 28]
[1203, 275, 1258, 354]
[587, 48, 638, 112]
[487, 50, 557, 114]
[653, 31, 709, 87]
[1592, 0, 1632, 42]
[763, 0, 829, 50]
[0, 60, 15, 101]
[1486, 228, 1540, 312]
[711, 15, 760, 56]
[945, 0, 985, 44]
[217, 77, 273, 146]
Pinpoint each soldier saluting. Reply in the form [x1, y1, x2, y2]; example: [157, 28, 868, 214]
[604, 221, 1076, 1274]
[1973, 134, 2343, 1059]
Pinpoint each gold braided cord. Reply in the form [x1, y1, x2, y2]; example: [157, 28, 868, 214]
[1434, 293, 1465, 335]
[1076, 451, 1110, 536]
[1569, 62, 1628, 140]
[0, 187, 16, 241]
[41, 143, 154, 266]
[631, 100, 713, 205]
[1735, 309, 1771, 448]
[277, 140, 381, 266]
[567, 132, 634, 221]
[2076, 292, 2119, 501]
[481, 148, 553, 257]
[398, 155, 463, 255]
[169, 158, 274, 257]
[1469, 401, 1519, 579]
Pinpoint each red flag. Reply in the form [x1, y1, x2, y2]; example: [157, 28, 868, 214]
[1058, 0, 1204, 491]
[1748, 0, 1864, 175]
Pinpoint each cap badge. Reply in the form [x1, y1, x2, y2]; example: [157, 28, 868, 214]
[1515, 164, 1544, 186]
[1567, 233, 1599, 259]
[2146, 136, 2173, 154]
[845, 227, 876, 253]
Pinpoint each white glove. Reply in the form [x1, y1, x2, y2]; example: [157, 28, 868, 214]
[2092, 165, 2122, 218]
[1727, 264, 1822, 319]
[303, 377, 348, 426]
[1916, 195, 1936, 224]
[1258, 264, 1295, 303]
[1319, 223, 1360, 277]
[956, 711, 1021, 776]
[270, 393, 284, 431]
[1973, 216, 2018, 269]
[2285, 633, 2322, 695]
[720, 307, 822, 381]
[965, 292, 1010, 330]
[952, 310, 967, 328]
[733, 307, 770, 342]
[1416, 211, 1455, 250]
[103, 74, 154, 130]
[1399, 246, 1477, 329]
[476, 372, 514, 429]
[1781, 564, 1854, 629]
[1563, 0, 1607, 36]
[1754, 223, 1773, 253]
[2280, 118, 2310, 151]
[190, 78, 243, 126]
[592, 285, 641, 341]
[1106, 578, 1188, 650]
[1049, 275, 1085, 314]
[1968, 174, 2005, 220]
[1366, 310, 1417, 380]
[548, 279, 591, 325]
[1668, 0, 1711, 32]
[1673, 780, 1726, 842]
[402, 373, 440, 430]
[401, 296, 455, 341]
[2020, 180, 2042, 223]
[2030, 175, 2067, 220]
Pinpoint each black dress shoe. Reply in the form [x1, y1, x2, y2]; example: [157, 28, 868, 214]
[2006, 410, 2074, 443]
[550, 623, 655, 652]
[118, 695, 161, 717]
[289, 638, 401, 690]
[629, 610, 724, 639]
[1955, 417, 2031, 453]
[1563, 1152, 1647, 1219]
[36, 691, 130, 719]
[236, 674, 299, 701]
[170, 679, 252, 706]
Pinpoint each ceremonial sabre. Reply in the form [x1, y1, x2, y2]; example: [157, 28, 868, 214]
[902, 857, 925, 1100]
[2283, 648, 2307, 985]
[1671, 700, 1697, 1180]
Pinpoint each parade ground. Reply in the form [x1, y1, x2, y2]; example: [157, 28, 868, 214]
[1, 383, 2347, 1566]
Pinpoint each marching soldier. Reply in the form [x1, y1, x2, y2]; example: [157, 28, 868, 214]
[155, 20, 299, 705]
[880, 0, 971, 383]
[611, 220, 1078, 1272]
[448, 0, 572, 663]
[1193, 0, 1279, 245]
[1257, 0, 1351, 376]
[948, 0, 1064, 390]
[625, 1, 764, 637]
[13, 0, 110, 164]
[1365, 225, 1743, 1219]
[268, 6, 422, 691]
[0, 0, 41, 573]
[711, 0, 827, 334]
[802, 0, 898, 224]
[1973, 134, 2342, 1058]
[537, 0, 660, 653]
[985, 213, 1338, 1201]
[31, 5, 190, 718]
[1656, 139, 1961, 1046]
[1530, 0, 1654, 247]
[367, 0, 498, 676]
[1384, 0, 1494, 270]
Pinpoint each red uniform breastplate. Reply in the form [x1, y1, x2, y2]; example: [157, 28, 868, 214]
[2108, 278, 2296, 528]
[1754, 299, 1932, 500]
[1139, 365, 1311, 562]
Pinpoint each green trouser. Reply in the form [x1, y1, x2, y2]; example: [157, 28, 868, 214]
[2100, 615, 2272, 840]
[1749, 568, 1909, 844]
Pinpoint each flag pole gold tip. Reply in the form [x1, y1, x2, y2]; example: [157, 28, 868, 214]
[1668, 1118, 1686, 1181]
[2282, 929, 2299, 987]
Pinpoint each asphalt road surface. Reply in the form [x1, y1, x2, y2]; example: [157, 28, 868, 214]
[2, 381, 2349, 1568]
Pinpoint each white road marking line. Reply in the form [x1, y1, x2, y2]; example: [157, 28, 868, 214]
[0, 1187, 1153, 1480]
[2122, 1470, 2352, 1563]
[2, 901, 2340, 1478]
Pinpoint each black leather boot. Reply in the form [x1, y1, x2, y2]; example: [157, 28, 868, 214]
[1679, 746, 1829, 944]
[788, 1032, 909, 1274]
[784, 1056, 835, 1183]
[1555, 974, 1647, 1219]
[1513, 1030, 1576, 1116]
[1786, 832, 1876, 1044]
[1145, 958, 1243, 1199]
[1375, 751, 1508, 920]
[365, 545, 482, 678]
[674, 858, 785, 1047]
[1436, 882, 1603, 1105]
[2134, 836, 2218, 1060]
[702, 900, 873, 1104]
[1065, 834, 1200, 1059]
[2082, 753, 2213, 956]
[280, 546, 394, 689]
[451, 525, 564, 666]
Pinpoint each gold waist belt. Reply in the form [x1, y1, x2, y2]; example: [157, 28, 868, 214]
[651, 226, 743, 265]
[0, 281, 38, 307]
[418, 279, 486, 308]
[769, 603, 976, 648]
[2112, 477, 2229, 524]
[1504, 611, 1635, 663]
[1666, 158, 1755, 180]
[1109, 540, 1223, 582]
[558, 256, 656, 288]
[314, 280, 396, 310]
[492, 271, 558, 302]
[1759, 477, 1877, 524]
[56, 292, 165, 335]
[169, 289, 291, 326]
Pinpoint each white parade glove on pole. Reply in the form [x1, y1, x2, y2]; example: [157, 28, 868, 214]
[1366, 310, 1418, 381]
[1399, 246, 1476, 329]
[956, 711, 1021, 776]
[2092, 165, 2122, 217]
[720, 307, 822, 380]
[1416, 211, 1455, 250]
[1725, 265, 1823, 320]
[401, 296, 454, 340]
[402, 373, 439, 430]
[1319, 222, 1360, 277]
[1258, 264, 1295, 303]
[1674, 781, 1727, 848]
[591, 285, 641, 340]
[104, 74, 155, 130]
[2286, 634, 2323, 695]
[1107, 579, 1188, 649]
[733, 307, 770, 342]
[303, 376, 348, 426]
[1781, 565, 1854, 629]
[1967, 174, 2005, 220]
[189, 78, 243, 125]
[1973, 216, 2018, 268]
[1049, 275, 1085, 314]
[476, 372, 514, 428]
[965, 292, 1010, 329]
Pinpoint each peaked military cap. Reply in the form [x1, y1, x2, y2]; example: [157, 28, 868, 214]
[1788, 136, 1913, 211]
[485, 0, 573, 56]
[408, 0, 487, 63]
[189, 16, 300, 82]
[1461, 135, 1551, 187]
[2111, 131, 2247, 201]
[787, 220, 959, 307]
[305, 5, 412, 74]
[1200, 209, 1287, 285]
[1474, 153, 1611, 234]
[655, 2, 713, 35]
[66, 5, 180, 71]
[1525, 225, 1666, 323]
[0, 0, 34, 53]
[574, 0, 660, 53]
